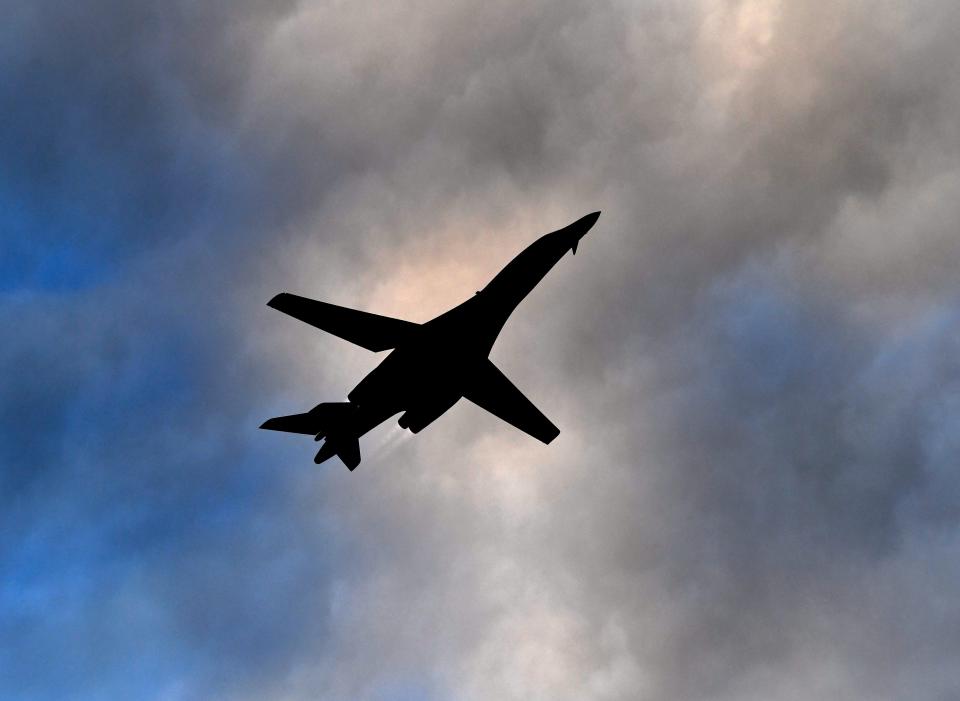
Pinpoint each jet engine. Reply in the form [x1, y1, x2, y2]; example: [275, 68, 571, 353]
[399, 394, 460, 433]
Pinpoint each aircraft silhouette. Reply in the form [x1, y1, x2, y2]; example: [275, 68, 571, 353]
[261, 211, 600, 469]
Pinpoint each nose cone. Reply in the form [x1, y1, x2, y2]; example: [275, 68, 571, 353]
[570, 210, 601, 238]
[564, 211, 600, 252]
[582, 211, 601, 229]
[571, 211, 601, 234]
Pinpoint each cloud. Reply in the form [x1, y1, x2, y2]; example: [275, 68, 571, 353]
[2, 0, 959, 700]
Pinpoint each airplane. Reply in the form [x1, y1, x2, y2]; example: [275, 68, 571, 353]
[261, 211, 600, 470]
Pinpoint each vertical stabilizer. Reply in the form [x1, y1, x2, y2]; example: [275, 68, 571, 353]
[314, 436, 361, 470]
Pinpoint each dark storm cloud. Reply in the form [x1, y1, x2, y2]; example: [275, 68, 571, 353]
[3, 0, 960, 699]
[257, 2, 960, 699]
[0, 272, 351, 699]
[0, 1, 347, 698]
[0, 0, 300, 291]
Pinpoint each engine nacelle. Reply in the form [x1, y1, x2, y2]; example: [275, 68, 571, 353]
[398, 394, 460, 433]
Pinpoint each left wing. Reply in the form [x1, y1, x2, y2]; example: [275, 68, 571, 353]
[267, 293, 419, 352]
[463, 359, 560, 444]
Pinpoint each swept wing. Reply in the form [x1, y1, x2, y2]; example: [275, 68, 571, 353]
[268, 293, 418, 352]
[463, 359, 560, 444]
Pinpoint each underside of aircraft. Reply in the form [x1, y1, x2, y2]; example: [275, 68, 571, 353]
[261, 211, 599, 469]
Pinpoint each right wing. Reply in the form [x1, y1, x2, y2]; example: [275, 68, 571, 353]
[463, 359, 560, 444]
[267, 293, 419, 352]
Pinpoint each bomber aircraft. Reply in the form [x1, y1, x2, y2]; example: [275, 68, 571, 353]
[261, 211, 600, 469]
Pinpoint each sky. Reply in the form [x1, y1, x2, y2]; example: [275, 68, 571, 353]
[2, 0, 960, 699]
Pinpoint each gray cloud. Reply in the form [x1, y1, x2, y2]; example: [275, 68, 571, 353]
[3, 0, 960, 700]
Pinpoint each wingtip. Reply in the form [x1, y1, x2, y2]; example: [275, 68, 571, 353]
[266, 293, 287, 309]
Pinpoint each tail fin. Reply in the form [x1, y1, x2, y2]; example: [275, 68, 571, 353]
[314, 435, 361, 470]
[262, 402, 362, 470]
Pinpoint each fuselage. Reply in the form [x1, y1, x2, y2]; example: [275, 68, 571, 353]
[343, 211, 600, 439]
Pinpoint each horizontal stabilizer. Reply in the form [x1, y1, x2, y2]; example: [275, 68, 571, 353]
[463, 359, 560, 444]
[314, 436, 361, 471]
[261, 401, 355, 437]
[267, 292, 419, 352]
[260, 412, 318, 435]
[337, 438, 361, 470]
